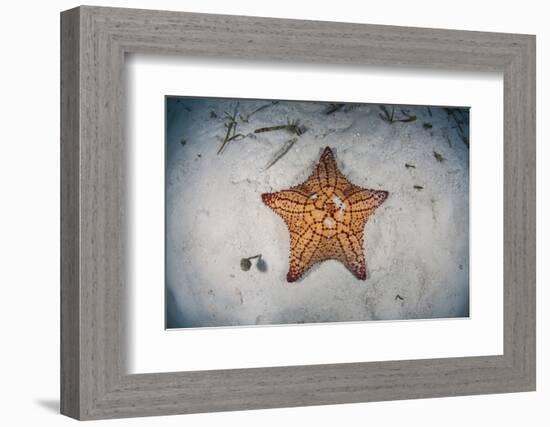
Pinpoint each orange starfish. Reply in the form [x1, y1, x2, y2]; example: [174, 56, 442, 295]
[262, 147, 388, 282]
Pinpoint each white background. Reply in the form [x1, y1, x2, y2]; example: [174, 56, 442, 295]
[0, 0, 546, 426]
[129, 57, 502, 373]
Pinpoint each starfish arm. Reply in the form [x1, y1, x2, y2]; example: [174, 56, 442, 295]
[301, 147, 350, 194]
[337, 233, 367, 280]
[347, 188, 389, 226]
[261, 189, 309, 224]
[287, 223, 323, 282]
[315, 147, 339, 189]
[347, 188, 389, 207]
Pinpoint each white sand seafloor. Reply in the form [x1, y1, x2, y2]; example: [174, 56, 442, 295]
[165, 98, 470, 328]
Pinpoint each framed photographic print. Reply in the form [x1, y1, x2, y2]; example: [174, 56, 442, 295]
[165, 96, 470, 329]
[61, 6, 536, 420]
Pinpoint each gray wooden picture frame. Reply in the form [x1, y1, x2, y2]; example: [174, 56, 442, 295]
[60, 5, 536, 420]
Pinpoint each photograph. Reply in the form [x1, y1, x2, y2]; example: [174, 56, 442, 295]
[165, 96, 470, 328]
[43, 1, 538, 423]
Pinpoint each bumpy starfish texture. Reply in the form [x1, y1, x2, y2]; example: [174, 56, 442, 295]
[262, 147, 388, 282]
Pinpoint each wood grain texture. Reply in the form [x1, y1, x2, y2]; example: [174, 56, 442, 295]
[60, 7, 80, 419]
[60, 5, 536, 420]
